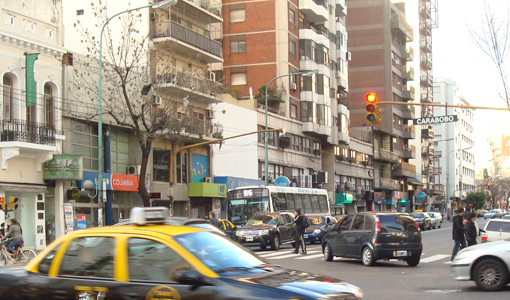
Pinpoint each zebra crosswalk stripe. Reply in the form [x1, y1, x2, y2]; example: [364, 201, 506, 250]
[420, 254, 450, 263]
[264, 250, 321, 260]
[295, 253, 324, 260]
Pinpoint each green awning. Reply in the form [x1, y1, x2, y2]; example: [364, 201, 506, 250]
[408, 178, 423, 185]
[335, 193, 354, 205]
[189, 182, 227, 198]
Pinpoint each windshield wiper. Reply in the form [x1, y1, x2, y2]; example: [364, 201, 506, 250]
[215, 267, 253, 273]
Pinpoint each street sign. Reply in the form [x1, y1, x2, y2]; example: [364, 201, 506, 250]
[417, 191, 427, 201]
[71, 189, 80, 200]
[274, 176, 290, 187]
[413, 115, 458, 125]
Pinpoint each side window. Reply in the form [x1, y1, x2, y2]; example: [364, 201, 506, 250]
[277, 193, 288, 211]
[364, 217, 374, 231]
[59, 237, 115, 278]
[128, 238, 193, 282]
[351, 215, 365, 230]
[338, 215, 354, 231]
[38, 244, 61, 275]
[302, 194, 312, 213]
[224, 221, 234, 230]
[310, 194, 319, 213]
[277, 215, 285, 225]
[286, 193, 296, 212]
[294, 194, 303, 213]
[330, 217, 337, 224]
[283, 214, 292, 224]
[318, 195, 328, 213]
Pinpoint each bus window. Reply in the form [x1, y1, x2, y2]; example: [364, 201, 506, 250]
[294, 194, 304, 214]
[302, 194, 312, 214]
[286, 193, 295, 212]
[277, 193, 287, 211]
[319, 195, 328, 213]
[311, 194, 319, 213]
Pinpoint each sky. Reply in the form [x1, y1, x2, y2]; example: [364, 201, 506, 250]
[400, 0, 510, 175]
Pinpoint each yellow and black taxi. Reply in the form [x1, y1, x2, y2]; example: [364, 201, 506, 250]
[0, 207, 363, 300]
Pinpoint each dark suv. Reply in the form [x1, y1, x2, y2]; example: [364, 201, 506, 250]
[321, 212, 422, 266]
[233, 212, 296, 250]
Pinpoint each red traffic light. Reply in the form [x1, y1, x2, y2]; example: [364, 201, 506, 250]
[366, 93, 376, 103]
[487, 183, 492, 188]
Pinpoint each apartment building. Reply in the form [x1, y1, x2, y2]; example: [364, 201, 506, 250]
[433, 77, 475, 212]
[346, 0, 417, 211]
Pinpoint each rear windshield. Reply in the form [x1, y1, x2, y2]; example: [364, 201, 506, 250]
[486, 221, 510, 232]
[379, 215, 418, 233]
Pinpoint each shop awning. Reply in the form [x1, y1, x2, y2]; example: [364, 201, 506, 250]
[189, 182, 227, 198]
[408, 178, 423, 185]
[335, 193, 353, 205]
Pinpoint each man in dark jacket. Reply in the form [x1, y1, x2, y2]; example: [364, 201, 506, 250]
[451, 207, 466, 260]
[209, 211, 220, 228]
[293, 209, 307, 254]
[465, 213, 478, 246]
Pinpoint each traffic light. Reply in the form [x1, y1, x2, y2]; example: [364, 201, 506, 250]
[487, 183, 491, 189]
[0, 197, 4, 211]
[366, 92, 380, 124]
[8, 197, 18, 211]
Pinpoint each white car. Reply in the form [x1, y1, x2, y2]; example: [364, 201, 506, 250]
[481, 219, 510, 243]
[452, 241, 510, 291]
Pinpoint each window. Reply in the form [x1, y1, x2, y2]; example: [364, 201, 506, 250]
[231, 72, 247, 85]
[59, 237, 115, 278]
[110, 130, 130, 174]
[231, 40, 246, 53]
[71, 120, 99, 170]
[76, 9, 84, 16]
[351, 215, 365, 230]
[283, 213, 293, 224]
[311, 194, 319, 213]
[127, 238, 192, 282]
[290, 104, 297, 119]
[2, 75, 13, 121]
[303, 138, 311, 154]
[44, 84, 54, 126]
[38, 244, 60, 275]
[176, 152, 188, 184]
[338, 215, 353, 231]
[289, 9, 295, 24]
[153, 149, 170, 182]
[286, 194, 295, 212]
[290, 40, 296, 54]
[302, 194, 312, 213]
[230, 9, 246, 22]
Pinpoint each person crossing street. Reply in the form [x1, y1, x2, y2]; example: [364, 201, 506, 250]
[293, 209, 307, 255]
[451, 207, 466, 260]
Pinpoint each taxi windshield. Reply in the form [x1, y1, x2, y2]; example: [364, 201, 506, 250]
[174, 231, 265, 275]
[245, 213, 277, 226]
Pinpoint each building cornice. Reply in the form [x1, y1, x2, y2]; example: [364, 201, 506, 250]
[0, 29, 66, 57]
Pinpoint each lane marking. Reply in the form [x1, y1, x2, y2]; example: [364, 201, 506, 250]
[295, 253, 324, 260]
[266, 250, 321, 260]
[256, 246, 320, 258]
[420, 254, 450, 263]
[444, 261, 452, 264]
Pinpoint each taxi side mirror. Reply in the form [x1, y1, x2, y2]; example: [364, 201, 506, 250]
[175, 270, 213, 288]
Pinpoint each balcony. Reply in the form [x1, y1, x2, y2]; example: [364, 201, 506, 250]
[403, 145, 416, 159]
[302, 122, 332, 137]
[420, 3, 431, 19]
[403, 67, 415, 81]
[433, 167, 442, 174]
[420, 75, 433, 87]
[374, 178, 401, 191]
[390, 14, 414, 42]
[420, 55, 432, 70]
[402, 86, 415, 100]
[374, 147, 399, 163]
[299, 0, 329, 23]
[420, 38, 432, 53]
[421, 144, 434, 156]
[338, 129, 350, 144]
[393, 161, 417, 178]
[153, 21, 222, 63]
[421, 93, 432, 103]
[431, 184, 445, 195]
[176, 0, 223, 23]
[420, 20, 432, 36]
[157, 66, 222, 103]
[403, 105, 415, 119]
[403, 125, 415, 139]
[402, 47, 414, 61]
[0, 119, 61, 170]
[434, 151, 442, 157]
[422, 128, 434, 139]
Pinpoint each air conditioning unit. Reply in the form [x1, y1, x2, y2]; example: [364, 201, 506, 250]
[150, 12, 156, 20]
[127, 165, 141, 175]
[290, 83, 297, 91]
[356, 187, 363, 195]
[345, 182, 353, 189]
[152, 95, 162, 106]
[347, 51, 352, 61]
[306, 175, 313, 188]
[206, 109, 215, 119]
[203, 177, 212, 183]
[298, 174, 312, 188]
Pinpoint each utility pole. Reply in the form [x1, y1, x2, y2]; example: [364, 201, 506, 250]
[426, 143, 430, 210]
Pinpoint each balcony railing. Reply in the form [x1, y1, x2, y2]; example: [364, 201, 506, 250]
[390, 14, 414, 41]
[375, 178, 401, 191]
[374, 147, 399, 162]
[157, 66, 222, 97]
[177, 117, 222, 138]
[154, 21, 222, 58]
[0, 119, 57, 145]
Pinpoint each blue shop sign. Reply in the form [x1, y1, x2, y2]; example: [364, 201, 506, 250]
[214, 176, 264, 190]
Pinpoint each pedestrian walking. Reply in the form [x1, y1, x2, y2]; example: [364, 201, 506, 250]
[208, 211, 220, 228]
[451, 207, 466, 260]
[293, 209, 307, 255]
[465, 213, 478, 247]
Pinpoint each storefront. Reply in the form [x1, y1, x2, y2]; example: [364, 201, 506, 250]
[336, 192, 355, 214]
[189, 182, 227, 219]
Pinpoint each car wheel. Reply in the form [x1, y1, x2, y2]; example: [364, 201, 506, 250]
[270, 235, 280, 250]
[474, 259, 509, 291]
[323, 243, 333, 262]
[406, 254, 420, 267]
[260, 245, 267, 250]
[361, 247, 376, 266]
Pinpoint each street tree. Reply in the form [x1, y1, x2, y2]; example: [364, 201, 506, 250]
[69, 1, 211, 207]
[486, 177, 510, 209]
[467, 0, 510, 107]
[463, 192, 487, 210]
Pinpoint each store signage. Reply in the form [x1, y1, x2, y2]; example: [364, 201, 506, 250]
[64, 203, 74, 234]
[416, 191, 427, 201]
[274, 176, 290, 187]
[71, 189, 80, 200]
[413, 115, 458, 125]
[76, 214, 86, 230]
[189, 182, 227, 198]
[43, 155, 83, 180]
[78, 171, 139, 192]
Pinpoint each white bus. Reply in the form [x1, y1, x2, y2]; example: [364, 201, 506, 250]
[227, 186, 330, 225]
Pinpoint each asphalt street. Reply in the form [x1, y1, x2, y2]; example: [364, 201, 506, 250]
[247, 218, 510, 300]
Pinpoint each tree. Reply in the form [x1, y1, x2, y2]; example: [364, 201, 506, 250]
[464, 192, 487, 210]
[468, 0, 510, 107]
[255, 85, 284, 109]
[486, 177, 510, 209]
[69, 1, 216, 207]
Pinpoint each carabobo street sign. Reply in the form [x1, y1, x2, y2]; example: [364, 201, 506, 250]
[413, 115, 458, 125]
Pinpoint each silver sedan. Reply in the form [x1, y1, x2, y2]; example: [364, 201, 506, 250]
[451, 241, 510, 291]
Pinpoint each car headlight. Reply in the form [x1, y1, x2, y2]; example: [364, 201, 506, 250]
[314, 229, 322, 234]
[260, 229, 269, 235]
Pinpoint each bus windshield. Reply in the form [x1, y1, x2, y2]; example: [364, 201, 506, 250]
[228, 188, 270, 224]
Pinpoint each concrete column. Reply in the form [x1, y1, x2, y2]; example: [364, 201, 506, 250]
[54, 181, 65, 239]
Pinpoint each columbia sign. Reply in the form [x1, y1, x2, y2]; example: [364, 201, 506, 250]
[413, 115, 458, 125]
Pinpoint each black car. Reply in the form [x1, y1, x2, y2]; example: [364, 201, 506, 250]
[234, 212, 295, 250]
[322, 212, 422, 266]
[412, 212, 431, 230]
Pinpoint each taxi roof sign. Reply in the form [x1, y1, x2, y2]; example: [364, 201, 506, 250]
[130, 207, 170, 225]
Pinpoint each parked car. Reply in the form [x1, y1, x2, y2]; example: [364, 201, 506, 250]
[428, 212, 441, 229]
[476, 210, 488, 218]
[303, 216, 338, 244]
[412, 212, 431, 230]
[452, 240, 510, 291]
[483, 209, 504, 219]
[481, 219, 510, 243]
[233, 212, 295, 250]
[322, 212, 422, 267]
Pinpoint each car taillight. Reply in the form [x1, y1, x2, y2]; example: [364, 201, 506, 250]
[375, 217, 381, 233]
[414, 220, 421, 232]
[482, 236, 488, 241]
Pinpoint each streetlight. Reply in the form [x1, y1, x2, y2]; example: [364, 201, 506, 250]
[264, 69, 318, 185]
[97, 0, 177, 225]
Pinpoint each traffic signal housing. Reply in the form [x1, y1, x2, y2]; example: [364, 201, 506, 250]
[0, 197, 4, 211]
[8, 197, 18, 211]
[487, 183, 491, 189]
[366, 92, 380, 124]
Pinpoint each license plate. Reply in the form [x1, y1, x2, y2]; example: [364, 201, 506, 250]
[303, 235, 308, 238]
[396, 250, 408, 257]
[246, 236, 253, 242]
